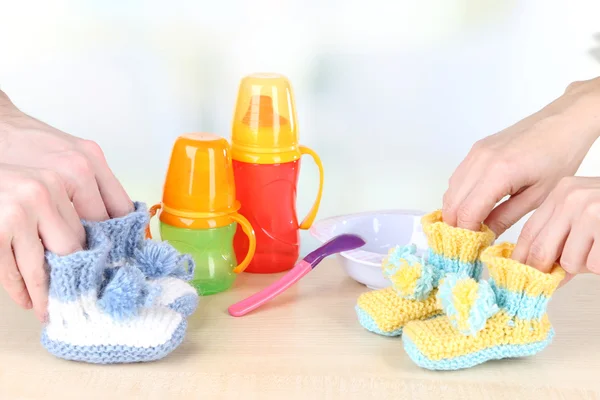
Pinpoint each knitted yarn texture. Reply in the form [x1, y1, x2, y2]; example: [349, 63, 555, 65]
[96, 202, 199, 316]
[355, 210, 495, 336]
[403, 242, 565, 370]
[41, 202, 199, 364]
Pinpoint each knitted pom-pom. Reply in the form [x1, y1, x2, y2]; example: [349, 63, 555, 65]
[383, 244, 417, 277]
[437, 273, 499, 336]
[98, 266, 161, 320]
[383, 244, 442, 301]
[135, 240, 194, 281]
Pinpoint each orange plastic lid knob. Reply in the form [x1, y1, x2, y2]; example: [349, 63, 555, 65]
[160, 132, 239, 229]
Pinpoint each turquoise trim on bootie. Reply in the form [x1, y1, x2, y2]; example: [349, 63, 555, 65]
[355, 305, 404, 337]
[427, 251, 483, 280]
[490, 279, 551, 320]
[403, 329, 555, 370]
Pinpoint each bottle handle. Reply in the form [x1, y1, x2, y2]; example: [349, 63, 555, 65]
[298, 145, 324, 230]
[145, 204, 162, 239]
[230, 213, 256, 274]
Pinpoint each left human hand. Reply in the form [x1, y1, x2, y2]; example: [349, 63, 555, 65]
[511, 176, 600, 282]
[0, 90, 133, 221]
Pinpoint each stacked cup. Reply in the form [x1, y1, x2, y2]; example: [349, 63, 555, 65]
[149, 74, 325, 295]
[147, 133, 256, 295]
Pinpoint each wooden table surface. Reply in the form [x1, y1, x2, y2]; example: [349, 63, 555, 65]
[1, 257, 599, 399]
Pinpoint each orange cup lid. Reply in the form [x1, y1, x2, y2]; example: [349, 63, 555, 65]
[161, 133, 238, 220]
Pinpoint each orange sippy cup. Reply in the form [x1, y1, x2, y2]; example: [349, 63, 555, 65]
[147, 133, 256, 295]
[231, 73, 324, 273]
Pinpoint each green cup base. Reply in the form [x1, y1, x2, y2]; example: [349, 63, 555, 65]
[191, 279, 234, 296]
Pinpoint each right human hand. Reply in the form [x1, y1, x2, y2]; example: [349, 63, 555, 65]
[442, 76, 600, 236]
[0, 163, 85, 322]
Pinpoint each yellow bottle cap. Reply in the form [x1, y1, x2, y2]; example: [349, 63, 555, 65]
[231, 73, 301, 164]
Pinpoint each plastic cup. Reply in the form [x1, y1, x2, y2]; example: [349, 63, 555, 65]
[147, 133, 256, 295]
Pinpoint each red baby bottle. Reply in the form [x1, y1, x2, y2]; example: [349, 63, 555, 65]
[231, 73, 324, 273]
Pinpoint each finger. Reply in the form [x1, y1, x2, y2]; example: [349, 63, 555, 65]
[442, 157, 480, 227]
[20, 203, 82, 322]
[80, 141, 133, 218]
[12, 220, 48, 322]
[94, 164, 133, 219]
[56, 154, 110, 222]
[39, 171, 86, 247]
[0, 240, 32, 309]
[559, 222, 593, 276]
[586, 239, 600, 275]
[485, 189, 543, 237]
[71, 180, 109, 222]
[512, 199, 555, 263]
[456, 176, 511, 231]
[57, 200, 85, 249]
[37, 201, 83, 257]
[524, 209, 570, 273]
[29, 188, 82, 256]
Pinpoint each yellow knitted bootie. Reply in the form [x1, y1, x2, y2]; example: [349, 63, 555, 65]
[355, 210, 495, 336]
[402, 242, 565, 370]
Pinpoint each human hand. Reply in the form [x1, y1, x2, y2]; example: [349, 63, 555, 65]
[511, 177, 600, 284]
[0, 163, 85, 322]
[442, 77, 600, 236]
[0, 91, 133, 220]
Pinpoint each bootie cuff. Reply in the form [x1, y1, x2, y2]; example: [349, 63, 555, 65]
[421, 210, 495, 277]
[482, 243, 565, 296]
[96, 201, 149, 263]
[46, 224, 110, 301]
[481, 242, 565, 319]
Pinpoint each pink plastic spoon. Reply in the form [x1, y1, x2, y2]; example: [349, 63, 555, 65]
[228, 234, 366, 317]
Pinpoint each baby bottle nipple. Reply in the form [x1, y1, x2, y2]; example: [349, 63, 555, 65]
[241, 94, 290, 130]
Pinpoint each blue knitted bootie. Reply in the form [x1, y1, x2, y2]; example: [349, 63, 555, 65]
[42, 224, 187, 364]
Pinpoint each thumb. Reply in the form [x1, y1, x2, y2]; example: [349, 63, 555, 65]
[484, 189, 544, 237]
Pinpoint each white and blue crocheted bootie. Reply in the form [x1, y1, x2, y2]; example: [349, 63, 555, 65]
[42, 224, 188, 364]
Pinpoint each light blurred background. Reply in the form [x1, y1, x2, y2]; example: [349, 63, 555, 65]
[1, 0, 599, 254]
